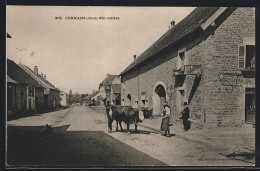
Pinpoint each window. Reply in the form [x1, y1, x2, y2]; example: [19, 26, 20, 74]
[141, 92, 146, 107]
[238, 45, 255, 70]
[179, 52, 185, 67]
[28, 87, 35, 97]
[177, 49, 186, 70]
[145, 99, 149, 108]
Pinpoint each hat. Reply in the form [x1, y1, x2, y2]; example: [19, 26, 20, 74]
[184, 102, 188, 105]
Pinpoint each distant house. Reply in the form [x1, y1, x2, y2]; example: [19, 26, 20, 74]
[83, 91, 100, 104]
[108, 76, 121, 105]
[59, 89, 68, 106]
[19, 64, 61, 109]
[91, 90, 101, 104]
[7, 59, 44, 115]
[98, 74, 119, 106]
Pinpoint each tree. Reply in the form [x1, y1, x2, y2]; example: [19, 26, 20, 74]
[68, 89, 73, 105]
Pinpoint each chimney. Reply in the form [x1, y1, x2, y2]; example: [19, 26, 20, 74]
[34, 66, 38, 75]
[107, 74, 110, 77]
[41, 73, 43, 78]
[134, 54, 136, 60]
[169, 20, 175, 29]
[44, 74, 46, 80]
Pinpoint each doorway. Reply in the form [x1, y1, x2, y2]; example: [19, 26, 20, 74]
[153, 84, 166, 115]
[245, 88, 255, 124]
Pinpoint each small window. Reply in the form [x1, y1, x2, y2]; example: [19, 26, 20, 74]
[141, 100, 145, 107]
[145, 100, 149, 108]
[177, 50, 186, 69]
[238, 45, 255, 70]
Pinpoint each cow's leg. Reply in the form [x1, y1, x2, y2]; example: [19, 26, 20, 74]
[133, 119, 138, 132]
[119, 121, 123, 131]
[109, 118, 113, 133]
[116, 121, 119, 132]
[135, 123, 138, 132]
[127, 123, 130, 133]
[107, 115, 113, 133]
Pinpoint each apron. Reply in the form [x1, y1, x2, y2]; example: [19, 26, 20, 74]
[161, 108, 169, 131]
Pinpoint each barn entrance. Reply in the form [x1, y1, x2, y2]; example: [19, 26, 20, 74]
[153, 84, 166, 115]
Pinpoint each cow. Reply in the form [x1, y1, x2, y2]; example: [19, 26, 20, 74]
[106, 105, 144, 133]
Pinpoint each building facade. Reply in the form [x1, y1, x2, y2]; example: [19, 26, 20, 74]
[60, 90, 68, 107]
[120, 7, 255, 127]
[98, 74, 119, 106]
[19, 64, 61, 109]
[7, 59, 44, 115]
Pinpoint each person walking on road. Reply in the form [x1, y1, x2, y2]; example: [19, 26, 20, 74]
[180, 102, 190, 131]
[161, 102, 171, 137]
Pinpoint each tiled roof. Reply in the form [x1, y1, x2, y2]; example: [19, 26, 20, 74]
[99, 75, 118, 90]
[23, 65, 59, 91]
[120, 7, 220, 76]
[85, 90, 100, 100]
[7, 59, 43, 88]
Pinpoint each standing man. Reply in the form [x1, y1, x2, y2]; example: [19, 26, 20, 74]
[180, 102, 190, 131]
[161, 102, 171, 137]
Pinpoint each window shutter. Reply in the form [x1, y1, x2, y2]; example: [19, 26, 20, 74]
[238, 45, 246, 69]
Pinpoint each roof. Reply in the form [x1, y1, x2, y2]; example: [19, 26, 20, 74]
[7, 75, 19, 84]
[7, 59, 43, 88]
[99, 75, 118, 90]
[120, 7, 221, 76]
[21, 64, 59, 91]
[112, 84, 121, 93]
[84, 90, 100, 100]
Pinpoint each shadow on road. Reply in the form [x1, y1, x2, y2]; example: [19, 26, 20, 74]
[7, 125, 167, 167]
[7, 106, 70, 121]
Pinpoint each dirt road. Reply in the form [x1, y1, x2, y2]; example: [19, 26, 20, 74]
[7, 105, 255, 166]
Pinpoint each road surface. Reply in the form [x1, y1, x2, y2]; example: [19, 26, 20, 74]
[7, 105, 255, 167]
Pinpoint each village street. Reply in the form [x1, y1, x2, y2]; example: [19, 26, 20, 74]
[7, 105, 255, 167]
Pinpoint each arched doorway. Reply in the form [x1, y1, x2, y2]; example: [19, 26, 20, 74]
[127, 94, 131, 106]
[153, 84, 166, 115]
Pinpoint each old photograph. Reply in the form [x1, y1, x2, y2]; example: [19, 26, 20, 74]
[6, 6, 255, 167]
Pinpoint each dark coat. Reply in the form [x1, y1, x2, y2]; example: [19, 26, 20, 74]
[181, 106, 190, 119]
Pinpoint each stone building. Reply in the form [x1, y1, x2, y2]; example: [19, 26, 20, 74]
[59, 89, 68, 107]
[7, 59, 44, 115]
[109, 76, 121, 105]
[120, 7, 255, 127]
[19, 64, 61, 109]
[98, 74, 119, 106]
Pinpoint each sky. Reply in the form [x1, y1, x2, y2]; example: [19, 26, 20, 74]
[6, 6, 195, 94]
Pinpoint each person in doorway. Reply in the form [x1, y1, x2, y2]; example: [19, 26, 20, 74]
[161, 102, 171, 137]
[180, 102, 190, 131]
